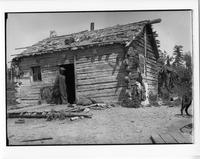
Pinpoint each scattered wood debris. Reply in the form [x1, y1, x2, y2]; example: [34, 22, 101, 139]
[7, 103, 116, 122]
[46, 111, 93, 121]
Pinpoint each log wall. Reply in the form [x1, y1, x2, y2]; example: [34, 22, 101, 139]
[75, 44, 126, 103]
[17, 51, 74, 106]
[133, 32, 159, 95]
[15, 36, 158, 106]
[17, 44, 127, 105]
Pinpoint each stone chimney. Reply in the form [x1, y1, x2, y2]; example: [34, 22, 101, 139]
[90, 22, 94, 31]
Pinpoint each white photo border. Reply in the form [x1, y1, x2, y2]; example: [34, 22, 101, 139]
[0, 0, 199, 159]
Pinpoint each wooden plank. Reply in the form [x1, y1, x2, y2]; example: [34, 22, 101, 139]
[76, 60, 123, 69]
[144, 27, 147, 77]
[134, 40, 156, 60]
[88, 95, 124, 103]
[77, 93, 123, 100]
[41, 70, 57, 74]
[78, 82, 126, 91]
[150, 133, 165, 144]
[146, 65, 159, 73]
[77, 67, 122, 74]
[169, 132, 191, 143]
[21, 98, 39, 100]
[76, 54, 124, 65]
[137, 35, 156, 52]
[146, 70, 158, 76]
[78, 87, 125, 96]
[146, 57, 157, 65]
[145, 76, 158, 81]
[76, 44, 124, 58]
[77, 87, 124, 97]
[19, 45, 124, 70]
[76, 61, 123, 70]
[77, 76, 120, 85]
[20, 51, 74, 69]
[77, 69, 125, 77]
[146, 74, 158, 79]
[74, 53, 77, 103]
[76, 57, 123, 65]
[76, 65, 121, 73]
[159, 133, 178, 144]
[146, 60, 158, 68]
[77, 72, 125, 81]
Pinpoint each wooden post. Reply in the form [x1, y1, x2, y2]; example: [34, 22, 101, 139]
[144, 26, 147, 77]
[74, 53, 77, 104]
[11, 68, 13, 82]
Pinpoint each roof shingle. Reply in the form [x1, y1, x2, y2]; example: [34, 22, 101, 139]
[14, 20, 151, 58]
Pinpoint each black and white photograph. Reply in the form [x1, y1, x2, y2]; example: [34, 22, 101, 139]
[5, 10, 195, 145]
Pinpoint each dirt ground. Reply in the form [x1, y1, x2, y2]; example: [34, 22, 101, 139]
[7, 105, 193, 145]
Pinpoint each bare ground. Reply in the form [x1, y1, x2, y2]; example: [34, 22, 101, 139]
[7, 105, 193, 145]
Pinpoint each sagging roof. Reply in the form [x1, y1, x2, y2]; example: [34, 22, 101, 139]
[13, 19, 161, 59]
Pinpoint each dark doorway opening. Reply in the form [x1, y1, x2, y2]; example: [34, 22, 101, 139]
[60, 64, 76, 104]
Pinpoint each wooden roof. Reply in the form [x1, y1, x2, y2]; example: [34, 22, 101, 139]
[13, 19, 160, 59]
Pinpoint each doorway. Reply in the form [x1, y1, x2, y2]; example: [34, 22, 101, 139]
[59, 64, 76, 104]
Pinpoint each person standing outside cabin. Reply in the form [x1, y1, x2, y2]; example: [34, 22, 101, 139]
[53, 67, 68, 104]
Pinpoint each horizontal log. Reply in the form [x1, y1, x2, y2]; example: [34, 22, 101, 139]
[134, 40, 157, 60]
[146, 56, 157, 64]
[146, 72, 158, 79]
[149, 18, 161, 24]
[77, 87, 124, 97]
[20, 54, 74, 69]
[20, 97, 39, 100]
[41, 69, 58, 74]
[20, 83, 52, 89]
[76, 58, 123, 67]
[77, 93, 124, 102]
[146, 63, 159, 72]
[76, 53, 124, 64]
[145, 77, 158, 83]
[77, 72, 125, 81]
[76, 45, 124, 58]
[19, 93, 40, 98]
[91, 95, 125, 102]
[77, 67, 125, 76]
[146, 70, 158, 77]
[76, 64, 122, 73]
[76, 58, 124, 68]
[144, 73, 158, 80]
[76, 67, 123, 74]
[78, 84, 126, 93]
[77, 82, 125, 91]
[77, 76, 123, 85]
[137, 33, 155, 48]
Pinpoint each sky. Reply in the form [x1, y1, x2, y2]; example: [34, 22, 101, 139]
[6, 11, 192, 65]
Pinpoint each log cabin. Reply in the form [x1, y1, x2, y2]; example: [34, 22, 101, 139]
[11, 19, 161, 106]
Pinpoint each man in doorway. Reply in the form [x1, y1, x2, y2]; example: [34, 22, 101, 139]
[53, 67, 68, 104]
